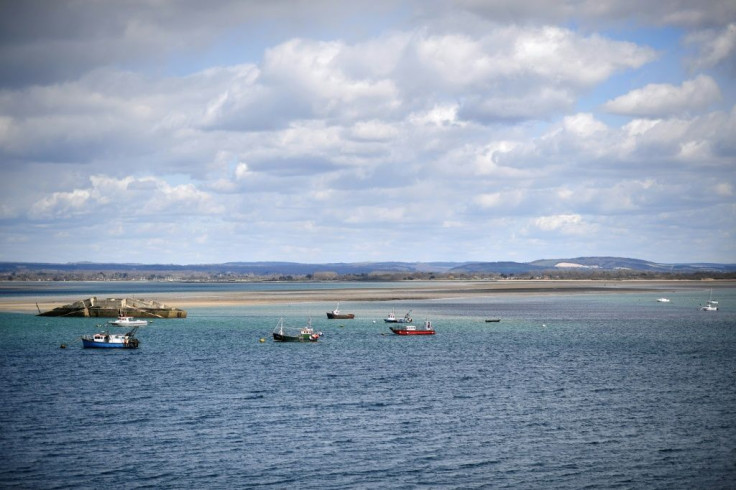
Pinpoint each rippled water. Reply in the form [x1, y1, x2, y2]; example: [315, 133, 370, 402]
[1, 286, 735, 488]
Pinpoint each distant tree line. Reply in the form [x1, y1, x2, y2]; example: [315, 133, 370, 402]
[1, 268, 734, 282]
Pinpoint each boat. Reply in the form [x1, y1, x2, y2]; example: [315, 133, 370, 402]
[273, 318, 322, 342]
[82, 327, 140, 349]
[384, 309, 412, 323]
[326, 303, 355, 319]
[485, 318, 501, 322]
[700, 290, 719, 311]
[390, 319, 435, 335]
[657, 298, 671, 303]
[108, 315, 149, 327]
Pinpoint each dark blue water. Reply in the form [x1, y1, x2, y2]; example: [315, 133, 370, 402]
[1, 287, 735, 488]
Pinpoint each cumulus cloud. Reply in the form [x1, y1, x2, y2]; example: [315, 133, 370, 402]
[197, 25, 656, 130]
[533, 214, 588, 234]
[602, 75, 722, 118]
[1, 1, 734, 263]
[29, 175, 223, 221]
[685, 23, 736, 70]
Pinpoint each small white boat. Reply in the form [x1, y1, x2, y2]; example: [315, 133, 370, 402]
[82, 327, 140, 349]
[384, 309, 412, 323]
[657, 298, 671, 303]
[700, 290, 719, 311]
[701, 301, 718, 311]
[108, 315, 149, 327]
[390, 318, 435, 335]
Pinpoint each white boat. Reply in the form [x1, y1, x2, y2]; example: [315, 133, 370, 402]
[108, 315, 149, 326]
[389, 318, 435, 335]
[384, 309, 412, 323]
[657, 298, 670, 303]
[700, 290, 719, 311]
[82, 327, 140, 349]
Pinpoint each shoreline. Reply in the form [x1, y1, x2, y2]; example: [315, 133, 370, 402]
[0, 279, 732, 314]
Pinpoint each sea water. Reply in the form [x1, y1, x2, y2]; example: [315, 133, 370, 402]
[0, 285, 735, 488]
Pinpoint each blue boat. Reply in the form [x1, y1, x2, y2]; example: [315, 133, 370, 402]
[81, 327, 140, 349]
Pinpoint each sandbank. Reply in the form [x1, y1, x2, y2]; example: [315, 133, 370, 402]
[0, 279, 731, 314]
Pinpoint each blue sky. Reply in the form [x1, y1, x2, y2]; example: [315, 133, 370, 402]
[0, 0, 734, 265]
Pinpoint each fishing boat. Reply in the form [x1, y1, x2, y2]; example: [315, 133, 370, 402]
[384, 309, 412, 323]
[390, 319, 435, 336]
[326, 303, 355, 319]
[108, 315, 149, 327]
[82, 327, 140, 349]
[700, 290, 719, 311]
[273, 318, 322, 342]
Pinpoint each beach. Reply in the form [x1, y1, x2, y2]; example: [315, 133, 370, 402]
[1, 279, 731, 314]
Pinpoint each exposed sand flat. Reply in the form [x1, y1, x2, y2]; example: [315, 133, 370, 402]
[1, 279, 732, 314]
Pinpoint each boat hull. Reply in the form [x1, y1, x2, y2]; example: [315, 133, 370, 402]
[82, 338, 139, 348]
[326, 313, 354, 319]
[389, 327, 434, 335]
[272, 333, 319, 342]
[108, 316, 148, 327]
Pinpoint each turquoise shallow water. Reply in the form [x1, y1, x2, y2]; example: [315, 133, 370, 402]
[1, 285, 735, 488]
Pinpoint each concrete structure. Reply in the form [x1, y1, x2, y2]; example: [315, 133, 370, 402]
[38, 297, 187, 318]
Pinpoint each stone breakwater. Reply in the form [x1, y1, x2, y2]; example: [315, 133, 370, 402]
[37, 296, 187, 318]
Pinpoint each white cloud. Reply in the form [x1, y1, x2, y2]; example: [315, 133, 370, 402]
[29, 189, 92, 219]
[686, 23, 736, 70]
[1, 2, 735, 264]
[408, 104, 460, 126]
[349, 120, 399, 141]
[602, 75, 721, 118]
[234, 162, 249, 181]
[532, 214, 593, 236]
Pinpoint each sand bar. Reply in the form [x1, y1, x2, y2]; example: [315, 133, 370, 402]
[1, 279, 732, 314]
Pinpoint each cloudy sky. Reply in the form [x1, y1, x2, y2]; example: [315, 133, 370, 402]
[1, 0, 735, 265]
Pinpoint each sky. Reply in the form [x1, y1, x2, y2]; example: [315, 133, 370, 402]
[0, 0, 735, 265]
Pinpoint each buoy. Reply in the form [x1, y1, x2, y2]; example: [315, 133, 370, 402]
[60, 344, 67, 349]
[259, 338, 266, 343]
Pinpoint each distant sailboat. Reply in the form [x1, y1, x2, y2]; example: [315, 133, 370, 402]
[700, 290, 719, 311]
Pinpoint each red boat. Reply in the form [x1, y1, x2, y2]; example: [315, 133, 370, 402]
[390, 319, 435, 335]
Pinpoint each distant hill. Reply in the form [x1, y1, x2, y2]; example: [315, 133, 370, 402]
[0, 257, 734, 278]
[451, 257, 736, 274]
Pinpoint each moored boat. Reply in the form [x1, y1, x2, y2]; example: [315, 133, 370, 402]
[108, 315, 149, 326]
[700, 290, 719, 311]
[390, 319, 435, 335]
[82, 327, 140, 349]
[326, 303, 355, 319]
[384, 309, 412, 323]
[273, 318, 322, 342]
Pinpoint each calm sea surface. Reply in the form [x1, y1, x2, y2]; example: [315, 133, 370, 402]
[1, 283, 735, 489]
